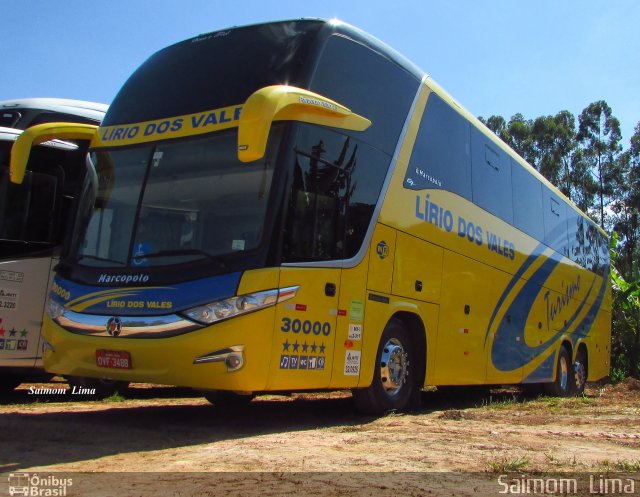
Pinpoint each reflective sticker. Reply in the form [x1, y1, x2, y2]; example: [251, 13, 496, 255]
[349, 300, 364, 322]
[231, 239, 245, 251]
[348, 324, 362, 340]
[344, 350, 361, 376]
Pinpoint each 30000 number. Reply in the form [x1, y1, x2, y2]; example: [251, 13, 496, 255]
[281, 318, 331, 336]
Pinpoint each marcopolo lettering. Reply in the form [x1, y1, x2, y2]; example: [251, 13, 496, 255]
[98, 273, 150, 284]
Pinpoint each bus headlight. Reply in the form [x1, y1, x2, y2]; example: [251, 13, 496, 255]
[182, 286, 299, 325]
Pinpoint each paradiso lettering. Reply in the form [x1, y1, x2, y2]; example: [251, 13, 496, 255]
[415, 194, 516, 260]
[544, 275, 581, 329]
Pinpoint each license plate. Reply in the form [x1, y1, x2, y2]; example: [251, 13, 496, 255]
[96, 349, 132, 369]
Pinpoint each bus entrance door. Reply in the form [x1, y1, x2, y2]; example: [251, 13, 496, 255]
[268, 267, 341, 390]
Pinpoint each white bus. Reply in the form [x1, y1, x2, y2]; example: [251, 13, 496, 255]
[0, 99, 108, 393]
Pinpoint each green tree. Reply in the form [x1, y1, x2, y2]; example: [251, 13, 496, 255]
[577, 101, 624, 229]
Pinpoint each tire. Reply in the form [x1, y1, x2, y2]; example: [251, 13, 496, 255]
[352, 319, 419, 414]
[66, 376, 129, 399]
[573, 348, 588, 396]
[544, 347, 574, 397]
[203, 391, 255, 408]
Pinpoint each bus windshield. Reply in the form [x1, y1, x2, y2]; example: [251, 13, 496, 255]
[76, 128, 281, 269]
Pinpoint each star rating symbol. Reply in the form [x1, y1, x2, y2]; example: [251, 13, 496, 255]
[311, 342, 318, 353]
[20, 329, 28, 337]
[319, 343, 326, 354]
[282, 340, 291, 352]
[9, 328, 17, 337]
[302, 341, 309, 353]
[293, 341, 300, 352]
[0, 327, 5, 337]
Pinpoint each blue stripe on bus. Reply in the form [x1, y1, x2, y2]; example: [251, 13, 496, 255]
[50, 272, 242, 316]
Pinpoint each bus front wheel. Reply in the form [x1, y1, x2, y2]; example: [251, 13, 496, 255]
[352, 319, 419, 414]
[573, 348, 588, 396]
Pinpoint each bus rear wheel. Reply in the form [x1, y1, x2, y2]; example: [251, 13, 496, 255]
[352, 319, 418, 414]
[544, 347, 574, 397]
[573, 348, 588, 396]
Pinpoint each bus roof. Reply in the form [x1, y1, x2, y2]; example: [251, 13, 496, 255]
[0, 98, 107, 122]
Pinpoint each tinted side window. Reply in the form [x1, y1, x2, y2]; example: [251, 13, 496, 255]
[282, 124, 389, 262]
[567, 211, 584, 265]
[512, 159, 544, 240]
[584, 221, 599, 272]
[543, 189, 569, 257]
[471, 128, 513, 223]
[310, 35, 419, 155]
[0, 168, 58, 243]
[404, 93, 471, 199]
[0, 110, 21, 128]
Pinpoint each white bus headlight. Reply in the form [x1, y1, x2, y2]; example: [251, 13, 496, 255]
[182, 286, 299, 325]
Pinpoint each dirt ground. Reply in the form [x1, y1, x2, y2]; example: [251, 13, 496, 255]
[1, 379, 639, 496]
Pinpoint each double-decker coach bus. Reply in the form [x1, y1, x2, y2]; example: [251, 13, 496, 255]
[11, 20, 611, 412]
[0, 99, 108, 393]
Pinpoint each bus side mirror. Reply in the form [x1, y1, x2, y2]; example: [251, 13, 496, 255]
[10, 123, 98, 184]
[237, 85, 371, 163]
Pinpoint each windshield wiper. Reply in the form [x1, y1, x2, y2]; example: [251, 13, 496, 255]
[132, 249, 228, 269]
[76, 254, 126, 265]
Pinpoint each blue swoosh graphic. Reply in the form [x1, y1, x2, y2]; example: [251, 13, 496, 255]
[488, 246, 606, 372]
[484, 243, 548, 347]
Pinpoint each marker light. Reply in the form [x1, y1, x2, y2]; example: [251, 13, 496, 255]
[182, 286, 299, 325]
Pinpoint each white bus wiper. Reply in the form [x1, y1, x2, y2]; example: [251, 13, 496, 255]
[132, 249, 228, 269]
[77, 254, 126, 265]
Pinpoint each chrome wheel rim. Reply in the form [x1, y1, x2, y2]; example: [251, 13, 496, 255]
[380, 338, 409, 397]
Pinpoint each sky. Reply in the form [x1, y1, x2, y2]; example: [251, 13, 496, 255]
[2, 0, 639, 145]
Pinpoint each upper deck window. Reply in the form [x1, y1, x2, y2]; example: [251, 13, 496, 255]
[405, 92, 472, 199]
[104, 21, 324, 126]
[310, 34, 419, 156]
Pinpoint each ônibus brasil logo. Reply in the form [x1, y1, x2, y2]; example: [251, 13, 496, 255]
[7, 473, 72, 496]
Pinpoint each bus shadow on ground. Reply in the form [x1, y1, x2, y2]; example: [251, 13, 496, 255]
[0, 384, 531, 472]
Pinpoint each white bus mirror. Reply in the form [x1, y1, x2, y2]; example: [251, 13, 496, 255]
[237, 85, 371, 163]
[10, 123, 98, 184]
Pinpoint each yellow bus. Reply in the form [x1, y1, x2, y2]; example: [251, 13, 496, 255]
[11, 19, 611, 412]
